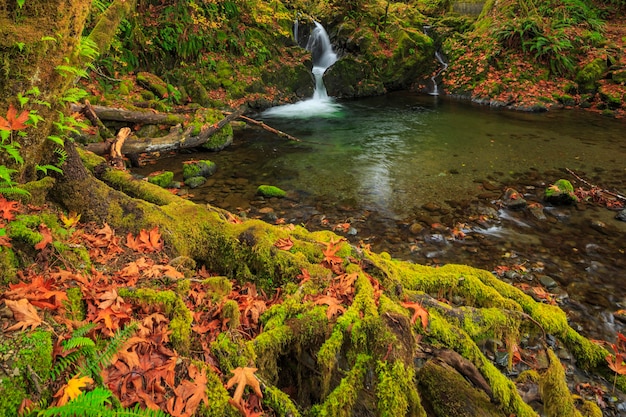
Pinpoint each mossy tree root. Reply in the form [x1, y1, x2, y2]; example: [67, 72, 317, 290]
[43, 150, 624, 416]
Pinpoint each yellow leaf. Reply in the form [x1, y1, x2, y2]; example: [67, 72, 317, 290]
[226, 367, 262, 407]
[54, 375, 94, 405]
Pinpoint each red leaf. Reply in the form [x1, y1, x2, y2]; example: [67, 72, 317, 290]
[401, 301, 429, 328]
[0, 104, 30, 131]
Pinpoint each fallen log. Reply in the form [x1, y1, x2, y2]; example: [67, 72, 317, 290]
[84, 107, 245, 156]
[77, 100, 115, 139]
[71, 103, 187, 125]
[236, 114, 302, 142]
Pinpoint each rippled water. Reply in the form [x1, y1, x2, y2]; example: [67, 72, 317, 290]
[134, 92, 626, 341]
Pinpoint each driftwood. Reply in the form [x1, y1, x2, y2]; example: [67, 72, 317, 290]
[236, 114, 302, 142]
[566, 167, 626, 202]
[84, 107, 245, 156]
[71, 103, 186, 126]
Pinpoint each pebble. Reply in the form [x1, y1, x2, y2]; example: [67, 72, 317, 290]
[538, 275, 558, 289]
[616, 209, 626, 222]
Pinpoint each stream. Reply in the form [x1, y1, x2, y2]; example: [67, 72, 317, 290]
[133, 92, 626, 345]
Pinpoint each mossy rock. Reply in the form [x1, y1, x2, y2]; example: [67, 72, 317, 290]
[185, 176, 207, 189]
[183, 160, 217, 180]
[257, 185, 287, 198]
[136, 71, 169, 99]
[545, 179, 578, 205]
[575, 59, 607, 93]
[147, 171, 174, 188]
[195, 109, 234, 151]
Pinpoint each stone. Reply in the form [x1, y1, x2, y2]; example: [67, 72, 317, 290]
[185, 176, 206, 189]
[147, 171, 174, 188]
[183, 160, 217, 180]
[502, 188, 527, 210]
[616, 209, 626, 222]
[257, 185, 287, 198]
[538, 275, 558, 290]
[544, 179, 577, 205]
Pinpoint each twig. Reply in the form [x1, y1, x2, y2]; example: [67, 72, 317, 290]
[567, 168, 626, 202]
[227, 112, 332, 146]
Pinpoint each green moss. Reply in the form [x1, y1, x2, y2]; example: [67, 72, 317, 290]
[65, 286, 86, 321]
[312, 353, 371, 417]
[251, 324, 294, 384]
[199, 362, 241, 417]
[147, 171, 174, 188]
[257, 185, 286, 198]
[376, 360, 425, 417]
[136, 71, 169, 98]
[118, 288, 192, 353]
[540, 349, 583, 417]
[0, 247, 18, 285]
[210, 332, 254, 371]
[263, 383, 301, 417]
[575, 58, 607, 92]
[0, 329, 53, 416]
[222, 299, 241, 330]
[183, 160, 217, 180]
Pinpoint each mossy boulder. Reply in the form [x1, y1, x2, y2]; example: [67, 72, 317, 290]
[147, 171, 174, 188]
[136, 71, 169, 99]
[183, 160, 217, 180]
[545, 179, 578, 205]
[612, 69, 626, 85]
[257, 185, 287, 198]
[575, 59, 607, 93]
[195, 109, 234, 151]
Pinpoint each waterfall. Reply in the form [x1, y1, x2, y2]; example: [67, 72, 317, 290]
[262, 21, 342, 118]
[306, 21, 337, 100]
[293, 19, 299, 44]
[423, 26, 448, 96]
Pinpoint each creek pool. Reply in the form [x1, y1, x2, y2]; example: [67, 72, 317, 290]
[134, 91, 626, 341]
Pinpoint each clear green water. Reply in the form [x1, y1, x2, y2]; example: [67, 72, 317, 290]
[134, 92, 626, 340]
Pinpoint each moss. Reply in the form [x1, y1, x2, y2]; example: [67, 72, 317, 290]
[0, 246, 18, 285]
[427, 310, 536, 417]
[183, 160, 217, 180]
[136, 71, 169, 98]
[575, 58, 607, 92]
[579, 400, 602, 417]
[540, 349, 583, 417]
[99, 166, 180, 206]
[312, 353, 371, 417]
[147, 171, 174, 188]
[257, 185, 286, 198]
[376, 360, 425, 417]
[222, 299, 241, 330]
[65, 286, 86, 321]
[20, 177, 55, 206]
[545, 179, 577, 204]
[0, 329, 53, 417]
[262, 383, 301, 417]
[198, 362, 241, 417]
[210, 332, 254, 371]
[118, 288, 192, 353]
[251, 324, 294, 384]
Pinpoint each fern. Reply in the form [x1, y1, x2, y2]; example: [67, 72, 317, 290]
[60, 87, 89, 104]
[56, 65, 89, 79]
[79, 322, 137, 379]
[38, 387, 169, 417]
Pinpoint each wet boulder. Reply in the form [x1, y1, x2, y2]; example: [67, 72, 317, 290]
[183, 160, 217, 180]
[502, 187, 527, 210]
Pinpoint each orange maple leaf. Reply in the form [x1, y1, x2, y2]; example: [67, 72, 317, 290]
[5, 298, 43, 331]
[0, 196, 20, 221]
[226, 367, 263, 407]
[126, 226, 163, 253]
[400, 301, 429, 328]
[0, 104, 30, 131]
[166, 364, 209, 417]
[34, 223, 54, 250]
[274, 237, 293, 251]
[606, 353, 626, 375]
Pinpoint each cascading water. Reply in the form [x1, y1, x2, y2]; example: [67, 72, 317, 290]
[306, 21, 338, 100]
[263, 21, 343, 118]
[423, 26, 448, 96]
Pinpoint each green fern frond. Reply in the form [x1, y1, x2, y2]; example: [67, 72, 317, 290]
[50, 350, 85, 380]
[79, 322, 137, 379]
[37, 387, 170, 417]
[0, 185, 31, 198]
[63, 336, 96, 351]
[72, 322, 98, 338]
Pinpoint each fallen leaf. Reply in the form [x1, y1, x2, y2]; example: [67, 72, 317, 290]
[60, 211, 81, 228]
[0, 104, 30, 131]
[401, 301, 429, 328]
[34, 223, 53, 250]
[606, 353, 626, 375]
[0, 196, 20, 221]
[5, 298, 43, 331]
[53, 374, 94, 406]
[226, 367, 263, 407]
[274, 237, 293, 251]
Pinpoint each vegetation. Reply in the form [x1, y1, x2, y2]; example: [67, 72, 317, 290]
[0, 0, 625, 416]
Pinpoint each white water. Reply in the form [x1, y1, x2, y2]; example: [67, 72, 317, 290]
[263, 21, 342, 118]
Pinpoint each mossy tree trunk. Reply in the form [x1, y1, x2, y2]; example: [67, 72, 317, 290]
[0, 0, 135, 181]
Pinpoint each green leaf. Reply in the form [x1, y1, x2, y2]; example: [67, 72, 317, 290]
[47, 135, 65, 146]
